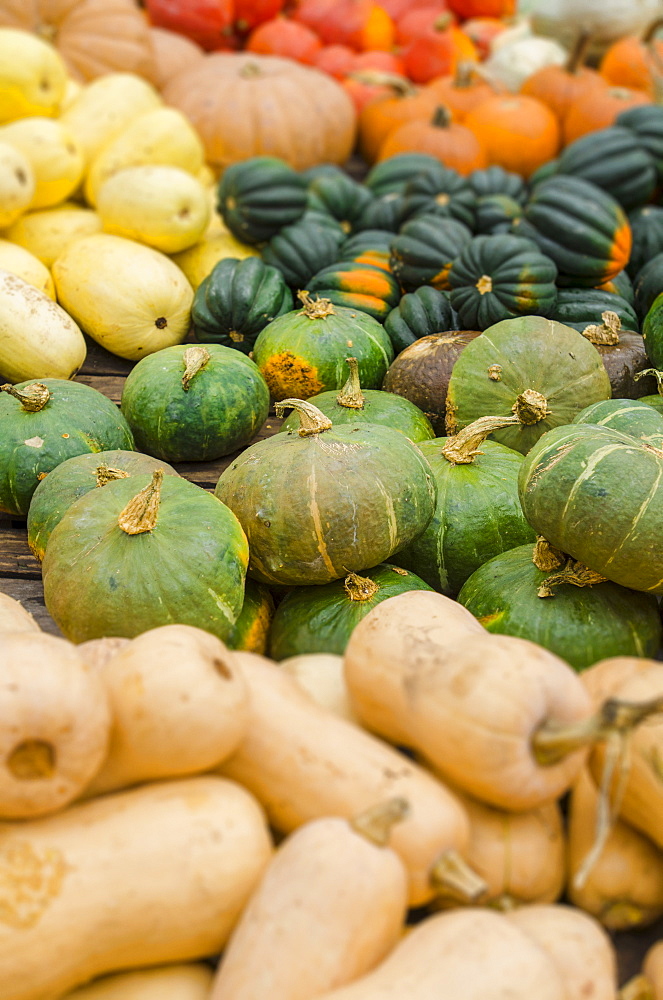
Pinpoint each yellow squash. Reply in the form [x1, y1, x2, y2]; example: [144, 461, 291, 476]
[3, 202, 102, 268]
[0, 240, 54, 298]
[171, 232, 258, 291]
[0, 117, 84, 209]
[0, 141, 34, 227]
[0, 28, 68, 123]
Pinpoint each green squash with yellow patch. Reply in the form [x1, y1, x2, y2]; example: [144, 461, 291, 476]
[225, 579, 274, 655]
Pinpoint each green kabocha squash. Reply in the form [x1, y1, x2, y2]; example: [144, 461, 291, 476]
[554, 126, 657, 211]
[518, 422, 663, 594]
[252, 292, 394, 401]
[575, 311, 654, 399]
[384, 286, 459, 355]
[214, 398, 436, 586]
[572, 397, 663, 448]
[261, 219, 345, 289]
[634, 252, 663, 323]
[191, 256, 293, 355]
[391, 414, 535, 596]
[643, 292, 663, 369]
[382, 329, 481, 435]
[448, 234, 558, 330]
[597, 269, 634, 305]
[279, 356, 435, 442]
[225, 579, 274, 655]
[26, 450, 179, 561]
[268, 564, 434, 661]
[516, 175, 632, 287]
[306, 172, 374, 233]
[549, 288, 638, 333]
[468, 165, 528, 204]
[389, 214, 473, 292]
[402, 162, 476, 229]
[120, 345, 270, 463]
[445, 315, 612, 454]
[42, 470, 249, 641]
[616, 104, 663, 185]
[304, 260, 401, 323]
[474, 194, 523, 236]
[365, 153, 441, 196]
[457, 538, 662, 671]
[0, 380, 135, 517]
[627, 205, 663, 280]
[340, 230, 393, 272]
[217, 156, 307, 245]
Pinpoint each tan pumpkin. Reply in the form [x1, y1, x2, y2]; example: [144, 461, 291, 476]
[0, 632, 110, 819]
[343, 591, 594, 811]
[644, 941, 663, 999]
[82, 625, 250, 798]
[162, 53, 356, 174]
[0, 593, 41, 634]
[219, 652, 480, 908]
[279, 653, 360, 723]
[0, 0, 156, 83]
[63, 964, 214, 999]
[567, 768, 663, 930]
[148, 27, 204, 91]
[0, 776, 273, 1000]
[209, 804, 409, 1000]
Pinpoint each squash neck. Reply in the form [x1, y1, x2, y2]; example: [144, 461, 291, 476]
[118, 469, 163, 535]
[1, 382, 50, 412]
[336, 357, 365, 409]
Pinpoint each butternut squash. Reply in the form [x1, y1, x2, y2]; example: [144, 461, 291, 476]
[568, 768, 663, 930]
[279, 653, 359, 723]
[0, 776, 273, 1000]
[0, 632, 110, 819]
[78, 636, 130, 671]
[82, 625, 249, 798]
[210, 802, 409, 1000]
[0, 593, 41, 633]
[581, 656, 654, 706]
[506, 903, 618, 1000]
[644, 941, 663, 998]
[64, 964, 214, 999]
[219, 653, 480, 908]
[343, 591, 594, 810]
[309, 908, 568, 1000]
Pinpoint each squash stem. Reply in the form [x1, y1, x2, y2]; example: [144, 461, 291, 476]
[350, 797, 410, 847]
[275, 398, 333, 436]
[532, 537, 566, 572]
[643, 17, 663, 44]
[431, 105, 453, 129]
[582, 310, 622, 346]
[344, 572, 380, 602]
[298, 290, 336, 319]
[566, 30, 592, 74]
[346, 70, 417, 97]
[537, 560, 607, 598]
[441, 414, 521, 465]
[118, 469, 164, 535]
[336, 357, 365, 409]
[95, 464, 130, 488]
[429, 849, 488, 903]
[0, 382, 50, 412]
[182, 345, 210, 390]
[512, 388, 549, 425]
[618, 975, 655, 1000]
[635, 368, 663, 396]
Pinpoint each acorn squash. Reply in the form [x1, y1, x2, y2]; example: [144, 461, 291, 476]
[217, 156, 307, 245]
[389, 214, 473, 293]
[384, 286, 459, 355]
[554, 126, 656, 211]
[304, 261, 401, 323]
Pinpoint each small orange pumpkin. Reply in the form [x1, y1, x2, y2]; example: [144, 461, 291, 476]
[464, 94, 560, 178]
[563, 85, 651, 144]
[425, 62, 497, 123]
[520, 32, 607, 123]
[246, 16, 323, 64]
[377, 105, 487, 175]
[358, 76, 439, 163]
[600, 18, 663, 97]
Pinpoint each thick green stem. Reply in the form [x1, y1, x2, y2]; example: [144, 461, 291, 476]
[441, 414, 521, 465]
[275, 398, 333, 436]
[118, 469, 163, 535]
[1, 382, 50, 412]
[350, 797, 409, 847]
[337, 357, 365, 410]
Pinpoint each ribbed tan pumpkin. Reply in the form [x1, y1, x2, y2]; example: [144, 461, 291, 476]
[0, 0, 156, 83]
[148, 27, 204, 91]
[162, 53, 356, 174]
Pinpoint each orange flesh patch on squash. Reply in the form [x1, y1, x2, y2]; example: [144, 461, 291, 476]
[430, 265, 452, 290]
[477, 611, 504, 628]
[610, 220, 633, 274]
[260, 351, 325, 401]
[234, 602, 272, 655]
[353, 251, 391, 272]
[336, 269, 393, 296]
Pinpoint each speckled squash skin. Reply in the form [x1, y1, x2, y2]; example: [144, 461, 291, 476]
[0, 379, 135, 517]
[572, 398, 663, 448]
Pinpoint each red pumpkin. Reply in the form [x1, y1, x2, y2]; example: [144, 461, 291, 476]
[294, 0, 395, 52]
[314, 44, 357, 79]
[144, 0, 236, 51]
[461, 18, 508, 60]
[382, 0, 448, 18]
[447, 0, 515, 17]
[234, 0, 285, 35]
[396, 6, 456, 46]
[402, 20, 478, 85]
[354, 50, 406, 75]
[246, 17, 323, 63]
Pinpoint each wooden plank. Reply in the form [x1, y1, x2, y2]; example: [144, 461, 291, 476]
[73, 373, 125, 404]
[77, 336, 135, 378]
[0, 523, 40, 579]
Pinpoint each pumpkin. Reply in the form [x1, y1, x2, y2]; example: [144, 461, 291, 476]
[599, 19, 663, 96]
[3, 202, 103, 269]
[401, 162, 477, 229]
[382, 329, 482, 435]
[377, 105, 488, 176]
[261, 220, 344, 289]
[148, 27, 205, 90]
[63, 964, 214, 1000]
[306, 171, 374, 233]
[464, 95, 561, 179]
[364, 151, 441, 196]
[143, 0, 234, 50]
[218, 652, 478, 908]
[573, 310, 653, 400]
[27, 450, 179, 562]
[644, 292, 663, 369]
[163, 53, 356, 173]
[627, 205, 663, 281]
[639, 369, 663, 417]
[0, 632, 110, 819]
[468, 164, 528, 204]
[457, 538, 661, 670]
[293, 0, 395, 51]
[251, 293, 394, 401]
[52, 233, 194, 362]
[617, 103, 663, 185]
[563, 85, 651, 145]
[425, 62, 496, 123]
[384, 286, 459, 355]
[120, 344, 270, 462]
[209, 807, 408, 1000]
[192, 256, 293, 353]
[358, 80, 439, 165]
[0, 27, 68, 123]
[0, 142, 35, 227]
[482, 35, 568, 95]
[282, 356, 434, 443]
[389, 214, 473, 292]
[0, 117, 84, 210]
[225, 579, 274, 655]
[549, 289, 638, 333]
[0, 379, 134, 518]
[0, 777, 273, 1000]
[269, 564, 434, 660]
[246, 16, 323, 63]
[516, 175, 632, 287]
[554, 126, 657, 212]
[215, 398, 436, 586]
[400, 14, 477, 86]
[447, 234, 559, 330]
[0, 593, 40, 634]
[518, 422, 663, 594]
[445, 316, 612, 454]
[304, 260, 401, 323]
[519, 31, 606, 122]
[42, 470, 249, 642]
[217, 155, 307, 245]
[392, 415, 536, 595]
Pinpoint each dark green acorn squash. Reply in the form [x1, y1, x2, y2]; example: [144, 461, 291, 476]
[402, 163, 477, 229]
[306, 172, 374, 234]
[340, 230, 393, 272]
[252, 293, 394, 401]
[391, 415, 535, 596]
[304, 261, 401, 323]
[528, 159, 559, 187]
[468, 165, 528, 204]
[217, 156, 307, 245]
[516, 176, 632, 287]
[191, 256, 293, 354]
[474, 194, 523, 235]
[353, 192, 408, 234]
[574, 310, 654, 399]
[225, 579, 274, 655]
[616, 104, 663, 185]
[643, 292, 663, 369]
[120, 344, 270, 463]
[365, 153, 441, 197]
[384, 286, 459, 355]
[389, 214, 473, 292]
[448, 234, 558, 330]
[42, 470, 249, 642]
[627, 205, 663, 280]
[457, 539, 661, 671]
[554, 126, 657, 211]
[518, 422, 663, 594]
[445, 315, 612, 454]
[382, 329, 482, 435]
[261, 220, 345, 289]
[549, 288, 638, 332]
[268, 564, 434, 660]
[300, 164, 347, 186]
[0, 380, 135, 517]
[279, 356, 435, 442]
[26, 450, 179, 562]
[634, 252, 663, 322]
[597, 269, 635, 306]
[215, 398, 437, 587]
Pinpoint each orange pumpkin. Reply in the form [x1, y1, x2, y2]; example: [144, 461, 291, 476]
[0, 0, 156, 82]
[294, 0, 395, 52]
[402, 17, 478, 86]
[461, 17, 508, 60]
[447, 0, 515, 17]
[163, 52, 356, 173]
[358, 78, 439, 163]
[563, 85, 651, 144]
[425, 62, 496, 122]
[377, 105, 487, 174]
[246, 16, 323, 64]
[520, 33, 607, 123]
[314, 43, 357, 79]
[600, 18, 663, 97]
[148, 27, 205, 90]
[464, 94, 560, 178]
